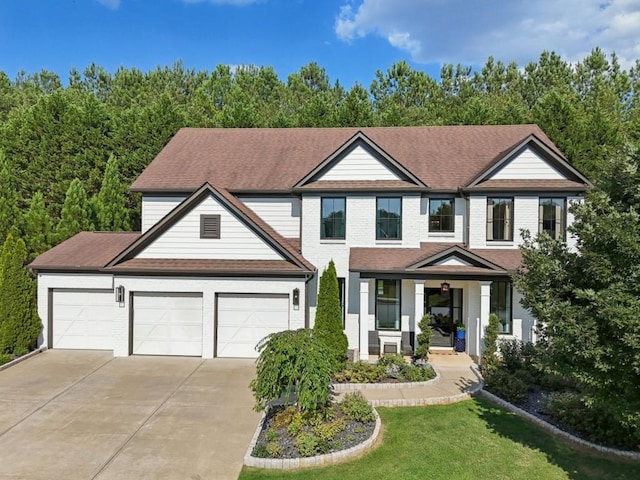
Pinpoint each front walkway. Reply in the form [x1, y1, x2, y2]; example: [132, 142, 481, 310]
[350, 353, 482, 407]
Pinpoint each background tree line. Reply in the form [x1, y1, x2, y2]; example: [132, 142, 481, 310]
[0, 47, 638, 257]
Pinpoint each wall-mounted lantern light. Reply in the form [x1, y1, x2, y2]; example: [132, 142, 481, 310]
[440, 282, 450, 295]
[115, 285, 125, 303]
[292, 288, 300, 307]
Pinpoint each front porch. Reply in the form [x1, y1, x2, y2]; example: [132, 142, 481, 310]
[353, 276, 538, 361]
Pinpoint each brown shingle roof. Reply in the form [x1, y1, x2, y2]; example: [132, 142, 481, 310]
[109, 258, 306, 275]
[350, 243, 523, 274]
[29, 232, 140, 271]
[465, 179, 587, 192]
[296, 180, 425, 191]
[131, 125, 564, 192]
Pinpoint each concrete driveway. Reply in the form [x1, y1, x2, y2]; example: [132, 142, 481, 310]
[0, 350, 260, 480]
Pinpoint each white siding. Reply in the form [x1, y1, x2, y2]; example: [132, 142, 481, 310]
[137, 194, 283, 260]
[237, 196, 301, 238]
[434, 256, 471, 266]
[490, 147, 565, 180]
[318, 146, 401, 181]
[141, 196, 186, 233]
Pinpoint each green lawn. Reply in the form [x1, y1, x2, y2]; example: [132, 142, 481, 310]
[240, 397, 639, 480]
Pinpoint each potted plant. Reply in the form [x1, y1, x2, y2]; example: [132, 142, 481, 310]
[455, 324, 466, 352]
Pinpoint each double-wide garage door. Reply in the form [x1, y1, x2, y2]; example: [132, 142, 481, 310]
[216, 294, 289, 358]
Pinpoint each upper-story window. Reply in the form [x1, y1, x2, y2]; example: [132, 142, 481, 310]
[487, 197, 513, 242]
[377, 197, 402, 240]
[539, 198, 565, 241]
[429, 198, 455, 233]
[321, 197, 346, 239]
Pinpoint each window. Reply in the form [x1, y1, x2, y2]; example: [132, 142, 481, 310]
[487, 198, 513, 241]
[321, 197, 346, 239]
[338, 277, 346, 327]
[429, 198, 455, 232]
[376, 279, 401, 330]
[539, 198, 565, 241]
[377, 197, 402, 240]
[490, 281, 512, 334]
[200, 214, 220, 239]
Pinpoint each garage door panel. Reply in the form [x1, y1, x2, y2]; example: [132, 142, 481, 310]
[217, 294, 289, 358]
[133, 293, 203, 357]
[52, 289, 114, 350]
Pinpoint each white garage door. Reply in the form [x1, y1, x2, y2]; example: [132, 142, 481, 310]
[216, 293, 289, 358]
[133, 292, 203, 356]
[51, 289, 114, 350]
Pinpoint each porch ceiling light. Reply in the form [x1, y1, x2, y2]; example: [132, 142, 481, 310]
[440, 282, 450, 295]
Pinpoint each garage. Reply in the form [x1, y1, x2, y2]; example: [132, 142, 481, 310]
[216, 293, 289, 358]
[132, 292, 203, 356]
[50, 289, 114, 350]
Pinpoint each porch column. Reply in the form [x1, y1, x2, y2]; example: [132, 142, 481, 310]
[359, 278, 370, 361]
[478, 281, 492, 357]
[414, 280, 425, 350]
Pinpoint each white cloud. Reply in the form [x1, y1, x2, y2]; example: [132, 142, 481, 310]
[335, 0, 640, 68]
[96, 0, 120, 9]
[181, 0, 260, 5]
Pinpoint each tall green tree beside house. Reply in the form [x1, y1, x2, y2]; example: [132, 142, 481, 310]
[0, 234, 41, 355]
[23, 191, 53, 261]
[514, 151, 640, 446]
[0, 151, 20, 245]
[55, 178, 93, 243]
[313, 260, 348, 372]
[92, 154, 130, 231]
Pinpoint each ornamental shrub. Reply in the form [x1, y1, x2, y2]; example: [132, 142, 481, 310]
[313, 260, 348, 372]
[250, 329, 333, 413]
[415, 314, 433, 359]
[339, 392, 375, 423]
[480, 313, 501, 377]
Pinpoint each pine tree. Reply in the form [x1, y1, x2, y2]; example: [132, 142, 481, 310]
[313, 260, 348, 372]
[93, 154, 130, 231]
[23, 191, 53, 261]
[55, 178, 93, 243]
[0, 150, 20, 246]
[0, 234, 42, 355]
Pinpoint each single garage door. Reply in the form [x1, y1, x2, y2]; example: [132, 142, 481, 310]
[216, 293, 289, 358]
[132, 292, 203, 356]
[51, 289, 114, 350]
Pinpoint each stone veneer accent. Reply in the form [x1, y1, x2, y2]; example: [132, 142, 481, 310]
[479, 389, 640, 461]
[244, 409, 381, 469]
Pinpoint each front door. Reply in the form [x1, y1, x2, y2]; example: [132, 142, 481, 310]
[425, 288, 462, 347]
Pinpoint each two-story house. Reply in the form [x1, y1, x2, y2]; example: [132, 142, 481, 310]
[30, 126, 591, 360]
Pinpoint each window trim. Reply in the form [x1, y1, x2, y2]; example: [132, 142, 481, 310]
[200, 214, 221, 239]
[375, 279, 401, 331]
[428, 197, 455, 233]
[490, 281, 513, 335]
[539, 197, 566, 242]
[320, 197, 346, 240]
[487, 197, 514, 242]
[376, 196, 402, 240]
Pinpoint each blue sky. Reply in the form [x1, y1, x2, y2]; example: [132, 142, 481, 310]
[1, 0, 639, 88]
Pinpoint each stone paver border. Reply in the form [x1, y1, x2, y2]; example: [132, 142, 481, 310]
[478, 389, 640, 461]
[243, 408, 381, 469]
[0, 346, 47, 372]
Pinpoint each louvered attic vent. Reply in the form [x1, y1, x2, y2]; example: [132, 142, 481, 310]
[200, 214, 221, 239]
